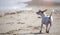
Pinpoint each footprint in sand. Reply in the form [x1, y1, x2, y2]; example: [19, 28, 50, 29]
[33, 27, 40, 30]
[0, 15, 2, 17]
[18, 29, 22, 31]
[6, 22, 14, 25]
[27, 26, 33, 28]
[17, 22, 25, 24]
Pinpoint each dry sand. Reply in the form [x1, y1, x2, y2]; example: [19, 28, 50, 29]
[0, 6, 60, 35]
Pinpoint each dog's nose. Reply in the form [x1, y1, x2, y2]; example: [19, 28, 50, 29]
[36, 12, 39, 14]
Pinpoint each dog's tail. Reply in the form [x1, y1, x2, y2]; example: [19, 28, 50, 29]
[50, 12, 52, 17]
[49, 12, 53, 19]
[49, 9, 54, 19]
[49, 12, 52, 19]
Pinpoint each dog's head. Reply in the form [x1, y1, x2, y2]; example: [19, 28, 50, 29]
[36, 9, 47, 15]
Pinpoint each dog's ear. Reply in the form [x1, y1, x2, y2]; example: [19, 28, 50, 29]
[43, 9, 47, 12]
[39, 10, 42, 12]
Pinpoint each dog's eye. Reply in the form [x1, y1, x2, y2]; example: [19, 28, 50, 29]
[41, 12, 43, 13]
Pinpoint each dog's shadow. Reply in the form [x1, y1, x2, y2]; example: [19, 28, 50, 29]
[32, 33, 45, 35]
[20, 32, 46, 35]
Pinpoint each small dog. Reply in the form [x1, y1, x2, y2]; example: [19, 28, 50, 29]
[36, 9, 53, 33]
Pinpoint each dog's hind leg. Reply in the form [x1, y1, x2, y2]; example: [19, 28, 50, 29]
[46, 24, 49, 33]
[48, 23, 52, 33]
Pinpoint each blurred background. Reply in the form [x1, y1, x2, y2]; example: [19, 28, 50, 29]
[0, 0, 60, 11]
[28, 0, 60, 6]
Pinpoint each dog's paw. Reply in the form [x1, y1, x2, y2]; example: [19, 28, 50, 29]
[46, 31, 49, 33]
[38, 17, 41, 18]
[39, 31, 42, 34]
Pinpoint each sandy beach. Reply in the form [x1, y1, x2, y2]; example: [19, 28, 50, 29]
[0, 0, 60, 35]
[0, 6, 60, 35]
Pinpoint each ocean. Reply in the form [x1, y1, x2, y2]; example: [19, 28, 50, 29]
[0, 0, 32, 11]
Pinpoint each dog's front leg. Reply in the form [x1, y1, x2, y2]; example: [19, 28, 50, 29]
[46, 24, 49, 33]
[40, 23, 43, 33]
